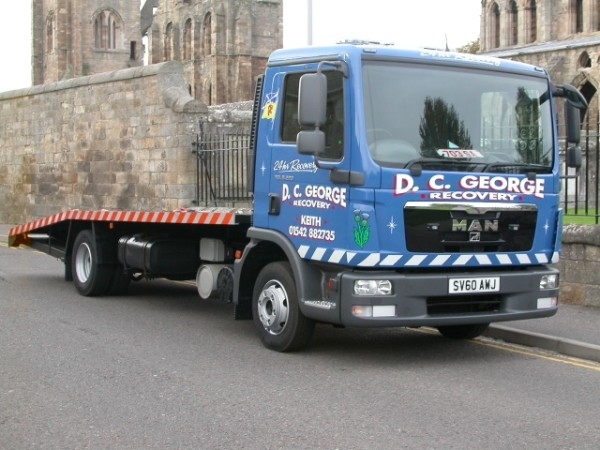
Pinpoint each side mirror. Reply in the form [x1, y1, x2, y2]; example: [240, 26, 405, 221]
[297, 129, 326, 156]
[566, 146, 582, 170]
[565, 101, 582, 144]
[553, 83, 587, 145]
[298, 73, 327, 127]
[296, 72, 327, 158]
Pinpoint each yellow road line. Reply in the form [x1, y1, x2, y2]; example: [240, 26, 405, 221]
[413, 326, 600, 372]
[475, 338, 600, 372]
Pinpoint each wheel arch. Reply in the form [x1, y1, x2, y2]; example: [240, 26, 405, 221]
[65, 221, 120, 265]
[234, 227, 326, 321]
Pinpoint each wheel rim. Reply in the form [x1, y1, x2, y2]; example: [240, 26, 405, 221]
[74, 242, 92, 283]
[257, 280, 289, 335]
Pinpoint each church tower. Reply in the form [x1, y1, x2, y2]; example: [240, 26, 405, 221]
[32, 0, 142, 85]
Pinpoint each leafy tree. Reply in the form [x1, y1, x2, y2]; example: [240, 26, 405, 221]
[456, 38, 480, 54]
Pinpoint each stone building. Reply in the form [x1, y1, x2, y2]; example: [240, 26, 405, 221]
[479, 0, 600, 122]
[32, 0, 143, 84]
[32, 0, 283, 104]
[145, 0, 283, 105]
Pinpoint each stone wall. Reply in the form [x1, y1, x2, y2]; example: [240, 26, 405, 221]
[558, 224, 600, 308]
[0, 61, 216, 225]
[148, 0, 283, 104]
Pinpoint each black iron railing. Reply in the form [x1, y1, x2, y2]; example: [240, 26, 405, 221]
[561, 117, 600, 224]
[192, 124, 253, 207]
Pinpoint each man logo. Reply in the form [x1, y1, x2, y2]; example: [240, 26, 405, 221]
[469, 232, 481, 242]
[452, 219, 499, 233]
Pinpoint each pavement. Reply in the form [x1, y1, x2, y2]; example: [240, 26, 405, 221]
[2, 224, 599, 362]
[484, 303, 600, 363]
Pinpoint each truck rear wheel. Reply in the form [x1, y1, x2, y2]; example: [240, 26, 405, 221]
[252, 262, 314, 352]
[71, 230, 112, 297]
[436, 323, 489, 340]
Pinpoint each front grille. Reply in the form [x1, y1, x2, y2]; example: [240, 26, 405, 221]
[427, 295, 501, 315]
[404, 203, 537, 253]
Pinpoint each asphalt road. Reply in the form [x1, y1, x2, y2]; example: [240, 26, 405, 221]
[2, 244, 600, 450]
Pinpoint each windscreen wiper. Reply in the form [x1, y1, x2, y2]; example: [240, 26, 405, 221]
[482, 162, 550, 175]
[404, 158, 550, 177]
[404, 157, 484, 176]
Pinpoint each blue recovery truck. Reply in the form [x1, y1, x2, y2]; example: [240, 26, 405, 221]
[9, 43, 587, 352]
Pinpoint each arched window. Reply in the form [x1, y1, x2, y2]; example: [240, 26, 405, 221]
[46, 12, 55, 53]
[526, 0, 537, 43]
[164, 22, 173, 60]
[94, 9, 121, 49]
[202, 13, 212, 55]
[490, 2, 500, 49]
[183, 19, 192, 60]
[508, 1, 518, 46]
[579, 51, 591, 68]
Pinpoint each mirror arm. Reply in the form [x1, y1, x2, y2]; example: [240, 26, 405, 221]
[317, 60, 349, 78]
[552, 83, 588, 110]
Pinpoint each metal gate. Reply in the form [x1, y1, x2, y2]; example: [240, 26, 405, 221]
[192, 124, 253, 207]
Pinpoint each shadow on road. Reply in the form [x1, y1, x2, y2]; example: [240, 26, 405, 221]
[9, 269, 516, 366]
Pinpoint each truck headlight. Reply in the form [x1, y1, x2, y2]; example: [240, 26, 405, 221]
[354, 279, 393, 296]
[540, 274, 558, 290]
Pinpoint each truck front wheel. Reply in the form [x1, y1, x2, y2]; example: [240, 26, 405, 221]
[71, 230, 112, 297]
[436, 323, 489, 340]
[252, 262, 314, 352]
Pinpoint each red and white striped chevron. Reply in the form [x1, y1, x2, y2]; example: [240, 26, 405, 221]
[9, 208, 252, 244]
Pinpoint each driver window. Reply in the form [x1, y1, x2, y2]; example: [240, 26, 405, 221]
[281, 70, 344, 160]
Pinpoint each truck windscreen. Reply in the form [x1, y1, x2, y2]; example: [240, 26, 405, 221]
[362, 61, 554, 173]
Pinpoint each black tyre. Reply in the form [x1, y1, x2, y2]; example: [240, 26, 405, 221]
[71, 230, 112, 296]
[436, 323, 490, 339]
[252, 262, 314, 352]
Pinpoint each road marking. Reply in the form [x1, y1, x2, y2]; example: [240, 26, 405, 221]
[475, 338, 600, 372]
[412, 326, 600, 372]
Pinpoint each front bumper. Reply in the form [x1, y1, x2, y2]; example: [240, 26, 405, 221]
[336, 266, 558, 328]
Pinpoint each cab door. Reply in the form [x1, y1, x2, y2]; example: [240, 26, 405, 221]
[257, 67, 353, 256]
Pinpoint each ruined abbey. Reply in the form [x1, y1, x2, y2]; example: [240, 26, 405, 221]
[480, 0, 600, 121]
[32, 1, 598, 114]
[32, 0, 283, 105]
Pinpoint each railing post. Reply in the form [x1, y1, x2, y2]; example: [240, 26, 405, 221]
[191, 120, 201, 205]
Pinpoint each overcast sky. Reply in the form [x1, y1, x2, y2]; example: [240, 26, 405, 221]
[0, 1, 480, 93]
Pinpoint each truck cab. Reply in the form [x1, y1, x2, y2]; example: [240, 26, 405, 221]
[240, 43, 586, 351]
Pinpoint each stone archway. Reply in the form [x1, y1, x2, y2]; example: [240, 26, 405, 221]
[572, 72, 598, 123]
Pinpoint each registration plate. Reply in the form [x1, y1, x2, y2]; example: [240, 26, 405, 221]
[448, 277, 500, 294]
